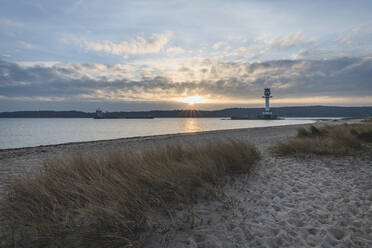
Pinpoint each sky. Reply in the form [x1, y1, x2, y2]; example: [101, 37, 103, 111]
[1, 0, 372, 112]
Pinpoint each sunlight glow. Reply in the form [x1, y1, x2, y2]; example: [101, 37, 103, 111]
[176, 95, 208, 105]
[183, 118, 201, 132]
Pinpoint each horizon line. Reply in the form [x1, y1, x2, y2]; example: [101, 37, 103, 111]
[2, 105, 372, 114]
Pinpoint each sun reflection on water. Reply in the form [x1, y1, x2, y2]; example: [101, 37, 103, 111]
[183, 118, 202, 133]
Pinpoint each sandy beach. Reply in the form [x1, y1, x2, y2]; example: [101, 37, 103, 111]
[0, 120, 371, 247]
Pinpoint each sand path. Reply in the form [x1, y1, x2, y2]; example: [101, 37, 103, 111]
[141, 153, 372, 248]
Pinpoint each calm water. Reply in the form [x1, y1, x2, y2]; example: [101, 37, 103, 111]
[0, 118, 316, 149]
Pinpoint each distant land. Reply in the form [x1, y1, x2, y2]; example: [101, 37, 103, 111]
[1, 106, 372, 118]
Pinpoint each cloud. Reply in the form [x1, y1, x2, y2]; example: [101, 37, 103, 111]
[83, 33, 170, 57]
[265, 32, 306, 48]
[0, 18, 23, 27]
[1, 57, 372, 108]
[20, 41, 33, 49]
[337, 27, 361, 45]
[166, 46, 185, 55]
[212, 42, 226, 50]
[210, 32, 317, 62]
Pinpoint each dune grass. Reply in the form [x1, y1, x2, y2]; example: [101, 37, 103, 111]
[343, 117, 372, 122]
[272, 124, 372, 156]
[362, 117, 372, 123]
[0, 140, 260, 247]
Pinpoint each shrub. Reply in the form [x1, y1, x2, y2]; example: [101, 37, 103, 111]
[0, 140, 260, 247]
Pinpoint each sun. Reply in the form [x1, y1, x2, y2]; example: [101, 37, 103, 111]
[176, 95, 208, 105]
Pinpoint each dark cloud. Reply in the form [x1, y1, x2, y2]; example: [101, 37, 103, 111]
[0, 57, 372, 111]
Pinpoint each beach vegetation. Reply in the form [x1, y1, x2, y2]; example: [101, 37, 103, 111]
[272, 124, 372, 156]
[341, 117, 361, 120]
[361, 117, 372, 123]
[0, 140, 260, 247]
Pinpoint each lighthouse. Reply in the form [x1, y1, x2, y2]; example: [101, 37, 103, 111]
[230, 87, 279, 120]
[262, 88, 272, 117]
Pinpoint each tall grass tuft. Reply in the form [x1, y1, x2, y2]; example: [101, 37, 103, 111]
[361, 117, 372, 123]
[0, 140, 260, 247]
[296, 125, 328, 138]
[272, 124, 372, 156]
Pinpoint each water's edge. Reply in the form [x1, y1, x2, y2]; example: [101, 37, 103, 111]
[0, 121, 316, 152]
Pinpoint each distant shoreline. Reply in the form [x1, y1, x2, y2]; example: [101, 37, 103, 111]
[1, 105, 372, 118]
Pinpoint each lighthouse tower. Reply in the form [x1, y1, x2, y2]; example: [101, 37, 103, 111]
[262, 88, 273, 117]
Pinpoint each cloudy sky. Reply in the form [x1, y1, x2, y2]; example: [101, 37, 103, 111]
[1, 0, 372, 111]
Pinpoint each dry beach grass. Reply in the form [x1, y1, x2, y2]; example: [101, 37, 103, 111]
[272, 123, 372, 156]
[0, 140, 260, 247]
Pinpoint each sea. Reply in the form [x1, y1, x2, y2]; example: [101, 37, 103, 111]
[0, 117, 321, 150]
